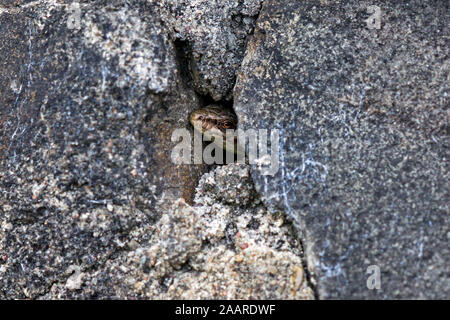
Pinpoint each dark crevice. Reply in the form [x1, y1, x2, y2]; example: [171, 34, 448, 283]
[173, 38, 235, 110]
[173, 38, 193, 88]
[298, 236, 319, 300]
[173, 36, 237, 168]
[283, 214, 319, 300]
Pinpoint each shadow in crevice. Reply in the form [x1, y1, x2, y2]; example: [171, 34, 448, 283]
[173, 38, 235, 111]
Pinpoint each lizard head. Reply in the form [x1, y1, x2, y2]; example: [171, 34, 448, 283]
[189, 105, 237, 134]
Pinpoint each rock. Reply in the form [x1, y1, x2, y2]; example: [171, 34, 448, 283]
[65, 265, 84, 291]
[41, 164, 314, 299]
[0, 1, 309, 299]
[234, 0, 449, 299]
[145, 199, 203, 277]
[0, 0, 206, 299]
[139, 164, 314, 299]
[196, 162, 256, 206]
[157, 0, 264, 101]
[2, 0, 446, 300]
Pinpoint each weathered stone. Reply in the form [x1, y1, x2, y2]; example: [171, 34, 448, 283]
[2, 0, 446, 300]
[38, 164, 313, 299]
[234, 0, 449, 299]
[138, 165, 314, 299]
[157, 0, 263, 101]
[0, 0, 206, 298]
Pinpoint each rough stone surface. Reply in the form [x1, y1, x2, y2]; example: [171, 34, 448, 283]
[138, 165, 313, 299]
[38, 164, 313, 299]
[1, 0, 448, 300]
[234, 0, 449, 299]
[0, 0, 311, 300]
[157, 0, 263, 101]
[0, 0, 207, 299]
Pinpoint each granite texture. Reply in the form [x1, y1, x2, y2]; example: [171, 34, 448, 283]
[37, 164, 314, 299]
[134, 164, 313, 299]
[0, 0, 208, 298]
[234, 0, 449, 299]
[156, 0, 264, 101]
[0, 0, 448, 300]
[0, 0, 312, 300]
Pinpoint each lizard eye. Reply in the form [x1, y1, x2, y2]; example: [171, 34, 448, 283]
[224, 121, 233, 128]
[198, 116, 203, 120]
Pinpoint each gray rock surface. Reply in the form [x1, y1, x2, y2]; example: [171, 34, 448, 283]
[0, 0, 310, 300]
[0, 0, 207, 298]
[157, 0, 263, 101]
[234, 0, 449, 298]
[137, 164, 313, 299]
[1, 0, 448, 300]
[39, 164, 313, 299]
